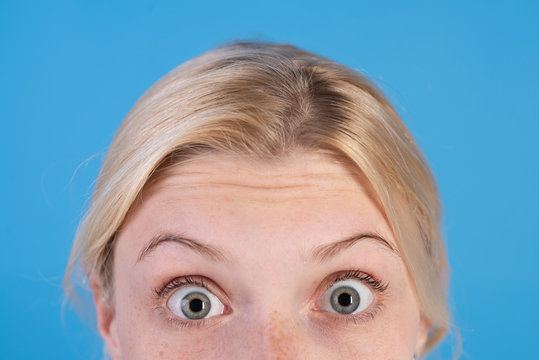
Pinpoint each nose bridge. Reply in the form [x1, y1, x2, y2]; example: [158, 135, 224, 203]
[230, 253, 309, 359]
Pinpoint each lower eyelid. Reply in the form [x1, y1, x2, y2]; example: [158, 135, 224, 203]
[311, 302, 384, 327]
[157, 302, 383, 330]
[154, 303, 230, 329]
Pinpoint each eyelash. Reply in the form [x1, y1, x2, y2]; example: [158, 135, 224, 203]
[327, 270, 389, 293]
[154, 270, 389, 328]
[154, 275, 208, 298]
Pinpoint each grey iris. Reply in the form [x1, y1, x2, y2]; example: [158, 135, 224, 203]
[330, 285, 360, 314]
[181, 291, 211, 319]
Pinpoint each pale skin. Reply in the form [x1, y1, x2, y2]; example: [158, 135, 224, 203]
[93, 151, 429, 359]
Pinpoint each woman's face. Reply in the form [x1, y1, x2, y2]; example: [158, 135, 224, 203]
[95, 151, 429, 359]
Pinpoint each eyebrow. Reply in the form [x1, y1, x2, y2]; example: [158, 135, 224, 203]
[137, 231, 398, 265]
[137, 233, 229, 263]
[309, 232, 399, 263]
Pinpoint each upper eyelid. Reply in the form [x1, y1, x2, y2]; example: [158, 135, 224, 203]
[156, 275, 231, 305]
[155, 276, 208, 298]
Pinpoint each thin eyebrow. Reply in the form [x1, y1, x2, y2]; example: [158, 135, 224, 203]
[137, 233, 228, 263]
[310, 232, 399, 263]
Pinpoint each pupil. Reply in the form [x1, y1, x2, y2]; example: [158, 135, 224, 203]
[338, 292, 352, 307]
[330, 286, 360, 314]
[189, 298, 203, 312]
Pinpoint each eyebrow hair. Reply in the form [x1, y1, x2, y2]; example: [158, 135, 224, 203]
[310, 232, 399, 263]
[137, 231, 397, 265]
[137, 233, 229, 263]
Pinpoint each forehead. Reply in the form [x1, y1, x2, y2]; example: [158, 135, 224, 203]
[124, 151, 396, 252]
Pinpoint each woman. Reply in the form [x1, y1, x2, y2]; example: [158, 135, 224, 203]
[65, 41, 450, 359]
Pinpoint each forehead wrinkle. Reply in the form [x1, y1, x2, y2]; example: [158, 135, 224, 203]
[147, 181, 362, 204]
[144, 162, 364, 206]
[146, 166, 364, 204]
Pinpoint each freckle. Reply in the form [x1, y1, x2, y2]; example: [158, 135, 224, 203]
[159, 350, 164, 358]
[265, 310, 308, 359]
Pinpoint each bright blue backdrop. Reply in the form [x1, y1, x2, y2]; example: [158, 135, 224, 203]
[1, 1, 538, 359]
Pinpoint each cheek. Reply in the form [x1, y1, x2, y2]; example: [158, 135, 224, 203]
[308, 314, 419, 359]
[114, 302, 220, 360]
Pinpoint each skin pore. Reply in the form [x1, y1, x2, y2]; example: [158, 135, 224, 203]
[93, 151, 430, 359]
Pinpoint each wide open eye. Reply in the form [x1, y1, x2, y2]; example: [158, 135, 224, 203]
[167, 285, 225, 320]
[320, 279, 374, 315]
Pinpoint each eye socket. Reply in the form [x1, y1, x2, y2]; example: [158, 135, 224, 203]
[319, 279, 374, 315]
[167, 285, 225, 320]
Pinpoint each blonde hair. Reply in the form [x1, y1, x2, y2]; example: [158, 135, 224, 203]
[65, 41, 450, 356]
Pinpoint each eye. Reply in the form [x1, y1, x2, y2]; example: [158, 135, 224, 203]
[167, 285, 225, 320]
[320, 279, 374, 315]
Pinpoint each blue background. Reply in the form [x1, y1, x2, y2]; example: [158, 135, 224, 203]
[1, 1, 538, 359]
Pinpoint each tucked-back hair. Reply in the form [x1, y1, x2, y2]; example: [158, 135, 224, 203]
[65, 41, 450, 355]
